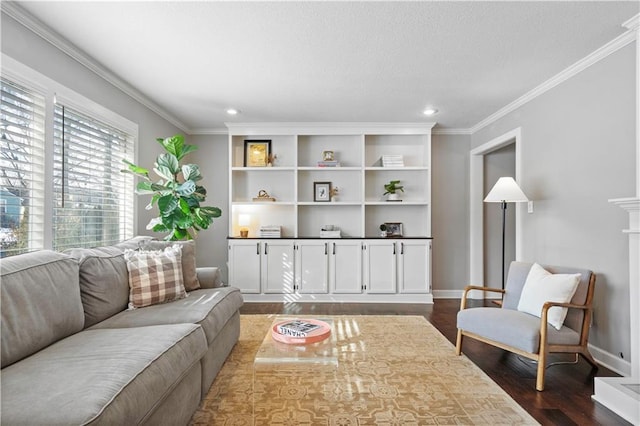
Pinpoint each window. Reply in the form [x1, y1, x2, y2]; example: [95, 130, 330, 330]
[0, 78, 46, 257]
[53, 103, 135, 251]
[1, 62, 138, 257]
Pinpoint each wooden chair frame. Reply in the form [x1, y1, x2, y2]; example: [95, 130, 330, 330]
[455, 274, 598, 391]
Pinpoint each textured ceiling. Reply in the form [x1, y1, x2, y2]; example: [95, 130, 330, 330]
[11, 1, 639, 133]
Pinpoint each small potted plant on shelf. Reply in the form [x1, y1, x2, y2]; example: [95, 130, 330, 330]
[383, 180, 404, 201]
[379, 223, 388, 237]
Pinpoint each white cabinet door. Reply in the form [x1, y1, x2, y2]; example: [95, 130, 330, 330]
[398, 240, 431, 294]
[364, 240, 397, 293]
[228, 241, 261, 293]
[262, 240, 295, 294]
[295, 240, 329, 293]
[331, 240, 363, 294]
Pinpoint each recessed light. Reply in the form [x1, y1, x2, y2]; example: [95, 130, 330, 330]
[226, 108, 240, 115]
[423, 108, 438, 116]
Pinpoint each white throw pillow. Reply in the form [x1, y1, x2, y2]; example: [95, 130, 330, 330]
[517, 263, 581, 330]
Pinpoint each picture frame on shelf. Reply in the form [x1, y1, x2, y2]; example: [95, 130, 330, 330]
[244, 140, 271, 167]
[322, 150, 335, 162]
[384, 222, 403, 237]
[314, 182, 331, 202]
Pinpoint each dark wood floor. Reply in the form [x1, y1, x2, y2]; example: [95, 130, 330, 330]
[240, 299, 629, 426]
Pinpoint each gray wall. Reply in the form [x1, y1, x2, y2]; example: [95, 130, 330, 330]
[431, 133, 470, 292]
[189, 134, 229, 276]
[472, 42, 636, 362]
[1, 13, 183, 237]
[483, 143, 516, 288]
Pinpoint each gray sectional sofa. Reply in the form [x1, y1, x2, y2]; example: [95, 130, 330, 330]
[1, 236, 244, 425]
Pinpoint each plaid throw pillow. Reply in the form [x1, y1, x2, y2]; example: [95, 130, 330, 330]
[124, 245, 186, 309]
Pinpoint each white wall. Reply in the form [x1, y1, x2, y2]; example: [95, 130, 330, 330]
[472, 42, 636, 365]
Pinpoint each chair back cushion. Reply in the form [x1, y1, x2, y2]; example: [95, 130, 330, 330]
[502, 261, 593, 332]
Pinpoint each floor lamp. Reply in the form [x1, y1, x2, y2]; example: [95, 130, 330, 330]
[484, 177, 529, 290]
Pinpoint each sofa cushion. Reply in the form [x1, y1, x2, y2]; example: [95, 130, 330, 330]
[1, 250, 83, 368]
[91, 287, 244, 345]
[140, 240, 201, 291]
[125, 245, 186, 308]
[457, 307, 580, 353]
[0, 324, 207, 425]
[64, 236, 153, 327]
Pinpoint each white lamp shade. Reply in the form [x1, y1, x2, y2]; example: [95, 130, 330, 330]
[238, 214, 251, 226]
[484, 177, 529, 203]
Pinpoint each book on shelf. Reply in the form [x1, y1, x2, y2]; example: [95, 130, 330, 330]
[276, 320, 321, 337]
[381, 155, 404, 167]
[319, 230, 341, 238]
[317, 161, 341, 167]
[258, 225, 281, 238]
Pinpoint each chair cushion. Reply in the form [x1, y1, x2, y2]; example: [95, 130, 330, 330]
[517, 263, 581, 330]
[90, 287, 244, 345]
[0, 323, 207, 425]
[457, 307, 580, 353]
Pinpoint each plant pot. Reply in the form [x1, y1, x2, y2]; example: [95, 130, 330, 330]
[387, 193, 401, 202]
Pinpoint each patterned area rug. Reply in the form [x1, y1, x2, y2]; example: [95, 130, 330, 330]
[191, 315, 538, 425]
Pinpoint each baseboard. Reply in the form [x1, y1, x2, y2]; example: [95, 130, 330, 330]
[432, 289, 501, 300]
[589, 343, 631, 376]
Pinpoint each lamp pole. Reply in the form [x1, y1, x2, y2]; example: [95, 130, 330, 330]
[484, 177, 528, 291]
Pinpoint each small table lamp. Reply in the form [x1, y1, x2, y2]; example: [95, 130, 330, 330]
[238, 214, 251, 238]
[484, 177, 529, 290]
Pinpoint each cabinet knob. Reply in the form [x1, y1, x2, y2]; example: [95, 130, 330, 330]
[325, 243, 328, 255]
[333, 243, 336, 255]
[401, 242, 404, 255]
[256, 242, 260, 255]
[264, 243, 268, 255]
[393, 243, 396, 255]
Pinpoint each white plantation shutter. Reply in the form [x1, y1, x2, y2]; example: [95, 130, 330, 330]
[53, 103, 134, 250]
[0, 78, 46, 256]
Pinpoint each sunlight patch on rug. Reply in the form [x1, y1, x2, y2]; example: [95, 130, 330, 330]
[191, 315, 538, 425]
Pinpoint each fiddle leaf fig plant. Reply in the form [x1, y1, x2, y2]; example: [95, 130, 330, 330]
[122, 134, 221, 241]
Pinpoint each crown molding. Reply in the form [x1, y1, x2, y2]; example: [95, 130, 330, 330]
[225, 122, 437, 136]
[432, 128, 472, 136]
[1, 2, 191, 134]
[190, 128, 229, 135]
[470, 23, 637, 135]
[623, 13, 640, 31]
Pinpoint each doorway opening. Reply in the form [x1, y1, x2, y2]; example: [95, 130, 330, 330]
[469, 128, 524, 297]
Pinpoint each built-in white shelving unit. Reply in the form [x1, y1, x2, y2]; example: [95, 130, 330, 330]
[227, 123, 434, 239]
[226, 123, 435, 304]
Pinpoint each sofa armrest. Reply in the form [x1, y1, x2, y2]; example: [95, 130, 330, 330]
[196, 267, 225, 288]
